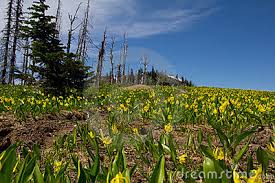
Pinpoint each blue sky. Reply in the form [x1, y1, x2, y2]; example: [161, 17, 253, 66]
[0, 0, 274, 90]
[123, 0, 275, 91]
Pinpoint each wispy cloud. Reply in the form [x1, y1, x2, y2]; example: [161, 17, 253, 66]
[91, 0, 219, 38]
[0, 0, 218, 39]
[0, 0, 218, 73]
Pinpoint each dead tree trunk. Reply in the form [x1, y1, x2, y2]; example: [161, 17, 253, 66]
[141, 55, 149, 85]
[21, 38, 29, 85]
[109, 36, 115, 84]
[121, 32, 128, 84]
[117, 64, 122, 84]
[55, 0, 62, 37]
[1, 0, 14, 84]
[76, 0, 90, 63]
[9, 0, 23, 84]
[67, 3, 81, 54]
[95, 29, 107, 88]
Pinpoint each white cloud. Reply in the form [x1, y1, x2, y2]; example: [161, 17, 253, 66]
[0, 0, 218, 39]
[0, 0, 218, 73]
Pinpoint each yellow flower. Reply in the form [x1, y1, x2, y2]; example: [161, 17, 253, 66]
[143, 104, 150, 113]
[110, 172, 128, 183]
[233, 167, 242, 183]
[5, 106, 12, 111]
[167, 114, 173, 121]
[267, 141, 275, 153]
[119, 104, 128, 112]
[167, 96, 175, 104]
[132, 128, 139, 135]
[42, 102, 47, 108]
[247, 166, 262, 183]
[126, 98, 131, 104]
[213, 109, 218, 115]
[100, 130, 112, 145]
[164, 123, 173, 133]
[54, 161, 63, 173]
[112, 124, 119, 134]
[179, 154, 187, 164]
[213, 147, 224, 160]
[88, 131, 95, 139]
[102, 137, 112, 145]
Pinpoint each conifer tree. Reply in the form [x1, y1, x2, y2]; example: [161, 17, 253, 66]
[25, 0, 88, 95]
[8, 0, 24, 84]
[1, 0, 14, 84]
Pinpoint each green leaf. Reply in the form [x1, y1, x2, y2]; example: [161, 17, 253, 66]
[90, 146, 100, 183]
[78, 162, 87, 183]
[33, 164, 44, 183]
[197, 129, 203, 145]
[168, 134, 177, 165]
[203, 157, 221, 183]
[33, 144, 41, 159]
[0, 144, 17, 183]
[207, 134, 213, 148]
[232, 128, 257, 149]
[199, 145, 214, 159]
[16, 155, 36, 183]
[233, 141, 250, 164]
[150, 156, 165, 183]
[256, 147, 269, 173]
[246, 154, 253, 176]
[129, 164, 137, 178]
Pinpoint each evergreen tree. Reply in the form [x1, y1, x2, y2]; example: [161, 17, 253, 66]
[25, 0, 88, 95]
[1, 0, 14, 84]
[9, 0, 24, 84]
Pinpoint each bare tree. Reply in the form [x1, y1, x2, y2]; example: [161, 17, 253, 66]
[21, 38, 30, 85]
[1, 0, 14, 84]
[76, 0, 91, 63]
[8, 0, 23, 84]
[95, 29, 107, 88]
[55, 0, 62, 36]
[141, 55, 149, 84]
[109, 36, 115, 84]
[120, 32, 128, 84]
[117, 64, 122, 84]
[67, 3, 81, 53]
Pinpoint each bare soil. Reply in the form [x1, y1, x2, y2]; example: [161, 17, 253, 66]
[0, 110, 274, 182]
[0, 111, 87, 153]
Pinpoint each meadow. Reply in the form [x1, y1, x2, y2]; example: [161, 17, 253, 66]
[0, 85, 274, 182]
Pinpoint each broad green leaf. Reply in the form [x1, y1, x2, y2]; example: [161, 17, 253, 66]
[256, 147, 269, 173]
[233, 141, 250, 164]
[203, 157, 221, 183]
[33, 164, 44, 183]
[150, 156, 165, 183]
[0, 144, 17, 183]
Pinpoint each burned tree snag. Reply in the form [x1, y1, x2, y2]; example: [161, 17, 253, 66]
[95, 29, 107, 88]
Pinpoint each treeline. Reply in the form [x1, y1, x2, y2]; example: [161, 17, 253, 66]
[0, 0, 193, 96]
[99, 66, 194, 87]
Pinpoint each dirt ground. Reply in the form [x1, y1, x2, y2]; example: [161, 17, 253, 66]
[0, 111, 87, 153]
[0, 111, 274, 182]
